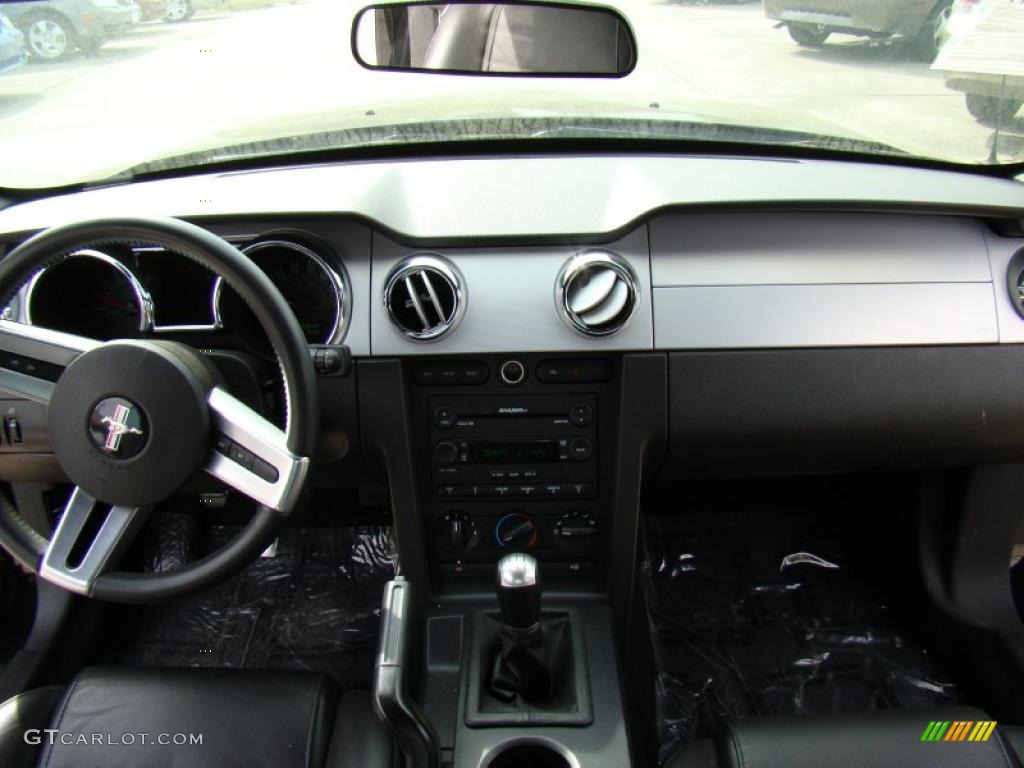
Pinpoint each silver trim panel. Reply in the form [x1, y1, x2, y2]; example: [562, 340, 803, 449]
[649, 213, 993, 287]
[653, 283, 998, 349]
[206, 387, 310, 513]
[985, 228, 1024, 344]
[371, 228, 653, 355]
[0, 162, 1020, 355]
[39, 487, 147, 596]
[0, 318, 98, 365]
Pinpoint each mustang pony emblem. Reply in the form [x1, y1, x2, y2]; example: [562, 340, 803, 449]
[101, 404, 144, 452]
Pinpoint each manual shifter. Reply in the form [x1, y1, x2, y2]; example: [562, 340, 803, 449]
[497, 552, 542, 631]
[487, 552, 553, 704]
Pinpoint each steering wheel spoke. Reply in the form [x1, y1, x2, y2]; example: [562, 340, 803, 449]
[40, 487, 149, 596]
[206, 387, 310, 513]
[0, 319, 98, 404]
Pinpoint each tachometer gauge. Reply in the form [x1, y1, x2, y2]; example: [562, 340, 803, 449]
[26, 249, 153, 340]
[217, 237, 348, 350]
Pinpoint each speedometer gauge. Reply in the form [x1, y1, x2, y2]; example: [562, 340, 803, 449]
[216, 237, 348, 350]
[26, 249, 153, 340]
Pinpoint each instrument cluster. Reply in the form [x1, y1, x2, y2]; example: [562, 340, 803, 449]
[12, 232, 350, 351]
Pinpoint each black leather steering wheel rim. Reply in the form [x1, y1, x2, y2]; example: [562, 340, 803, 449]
[0, 216, 319, 603]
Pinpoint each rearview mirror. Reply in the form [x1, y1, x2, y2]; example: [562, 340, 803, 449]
[352, 2, 636, 76]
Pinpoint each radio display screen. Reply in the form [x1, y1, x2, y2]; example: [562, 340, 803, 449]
[470, 441, 557, 463]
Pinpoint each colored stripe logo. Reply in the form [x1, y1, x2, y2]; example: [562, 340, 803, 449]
[921, 721, 997, 742]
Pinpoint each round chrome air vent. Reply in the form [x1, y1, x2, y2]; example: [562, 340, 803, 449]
[1008, 248, 1024, 320]
[556, 250, 638, 337]
[383, 254, 465, 341]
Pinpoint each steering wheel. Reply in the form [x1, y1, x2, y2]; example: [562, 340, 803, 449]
[0, 217, 319, 603]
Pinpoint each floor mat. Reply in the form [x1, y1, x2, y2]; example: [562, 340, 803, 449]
[643, 477, 962, 763]
[114, 522, 396, 691]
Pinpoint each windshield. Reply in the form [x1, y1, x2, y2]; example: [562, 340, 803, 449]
[0, 0, 1021, 189]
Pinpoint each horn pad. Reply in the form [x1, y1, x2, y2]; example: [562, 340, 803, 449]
[48, 341, 210, 507]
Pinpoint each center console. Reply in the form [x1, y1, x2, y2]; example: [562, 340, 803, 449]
[410, 354, 619, 586]
[373, 353, 632, 768]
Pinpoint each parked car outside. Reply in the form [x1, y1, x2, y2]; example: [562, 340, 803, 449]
[763, 0, 954, 61]
[3, 0, 138, 62]
[0, 11, 28, 73]
[138, 0, 223, 23]
[934, 0, 1024, 124]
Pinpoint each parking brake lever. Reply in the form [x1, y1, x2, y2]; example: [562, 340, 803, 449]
[373, 577, 441, 768]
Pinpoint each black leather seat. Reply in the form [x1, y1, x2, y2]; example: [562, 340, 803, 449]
[0, 666, 393, 768]
[666, 707, 1023, 768]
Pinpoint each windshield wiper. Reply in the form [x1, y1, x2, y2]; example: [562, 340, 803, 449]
[118, 116, 910, 180]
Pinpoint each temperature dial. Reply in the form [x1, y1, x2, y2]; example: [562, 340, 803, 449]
[436, 511, 478, 554]
[554, 510, 598, 551]
[495, 512, 538, 549]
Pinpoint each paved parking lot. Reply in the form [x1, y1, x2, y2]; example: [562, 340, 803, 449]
[0, 0, 1011, 188]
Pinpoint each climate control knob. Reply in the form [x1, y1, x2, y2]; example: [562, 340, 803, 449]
[554, 510, 598, 551]
[495, 512, 538, 549]
[436, 511, 478, 554]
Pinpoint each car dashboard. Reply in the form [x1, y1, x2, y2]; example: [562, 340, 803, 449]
[2, 152, 1024, 584]
[4, 151, 1024, 768]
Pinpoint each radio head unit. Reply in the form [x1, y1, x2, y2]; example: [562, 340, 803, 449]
[429, 393, 598, 501]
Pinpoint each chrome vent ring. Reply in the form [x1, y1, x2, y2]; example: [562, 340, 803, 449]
[383, 254, 465, 341]
[556, 250, 638, 337]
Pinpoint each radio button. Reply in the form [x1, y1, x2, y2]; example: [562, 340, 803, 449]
[432, 406, 457, 429]
[460, 362, 488, 384]
[536, 358, 612, 384]
[416, 361, 488, 385]
[434, 441, 459, 465]
[569, 438, 593, 461]
[438, 366, 461, 383]
[570, 404, 593, 427]
[414, 365, 439, 385]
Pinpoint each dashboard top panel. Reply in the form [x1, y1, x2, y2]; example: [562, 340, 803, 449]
[0, 155, 1023, 241]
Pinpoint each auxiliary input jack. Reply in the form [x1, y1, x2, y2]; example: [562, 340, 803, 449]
[499, 359, 527, 386]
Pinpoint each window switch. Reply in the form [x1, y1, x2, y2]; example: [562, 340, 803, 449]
[5, 416, 22, 445]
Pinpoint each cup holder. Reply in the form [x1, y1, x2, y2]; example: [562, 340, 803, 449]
[482, 739, 577, 768]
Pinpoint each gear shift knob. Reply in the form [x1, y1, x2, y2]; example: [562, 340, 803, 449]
[496, 552, 541, 632]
